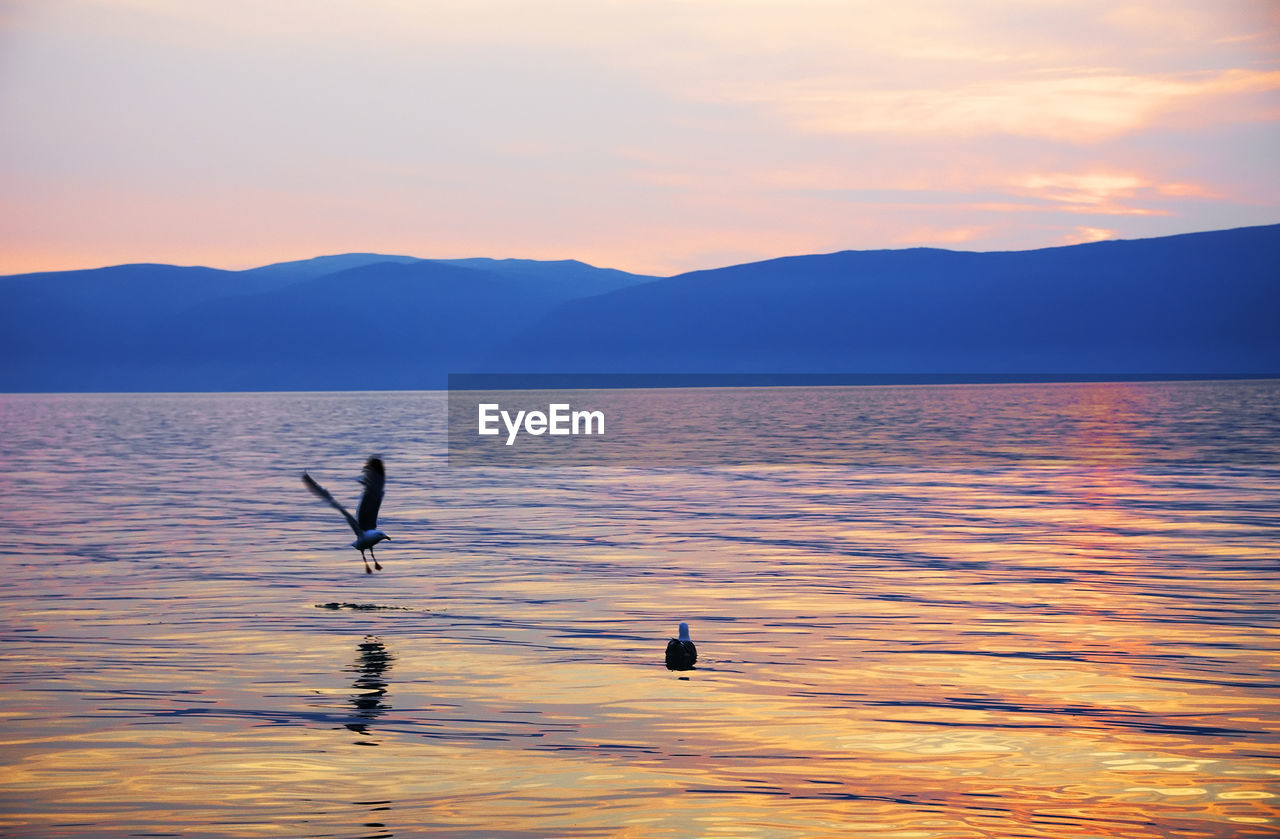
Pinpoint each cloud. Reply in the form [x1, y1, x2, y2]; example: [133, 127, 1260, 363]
[889, 226, 992, 246]
[1015, 172, 1148, 206]
[1062, 226, 1119, 245]
[1009, 171, 1224, 217]
[2, 0, 1277, 275]
[740, 68, 1280, 142]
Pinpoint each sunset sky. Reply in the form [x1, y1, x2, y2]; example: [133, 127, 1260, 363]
[2, 0, 1277, 276]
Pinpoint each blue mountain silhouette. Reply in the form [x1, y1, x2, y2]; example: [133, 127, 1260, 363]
[0, 257, 653, 390]
[494, 224, 1280, 376]
[1, 226, 1276, 391]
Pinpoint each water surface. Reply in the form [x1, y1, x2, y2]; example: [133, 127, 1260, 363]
[1, 382, 1278, 837]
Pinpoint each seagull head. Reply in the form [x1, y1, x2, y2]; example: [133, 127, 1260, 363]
[678, 622, 691, 642]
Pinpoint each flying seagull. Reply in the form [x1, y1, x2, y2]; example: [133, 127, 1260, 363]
[302, 457, 391, 574]
[665, 622, 697, 671]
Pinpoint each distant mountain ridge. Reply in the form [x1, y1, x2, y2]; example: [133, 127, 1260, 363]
[245, 253, 653, 294]
[1, 226, 1277, 391]
[247, 253, 424, 280]
[497, 224, 1280, 376]
[0, 255, 657, 391]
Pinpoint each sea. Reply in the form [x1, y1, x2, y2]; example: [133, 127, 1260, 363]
[1, 381, 1277, 838]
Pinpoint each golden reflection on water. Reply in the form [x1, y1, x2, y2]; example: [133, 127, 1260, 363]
[0, 383, 1278, 837]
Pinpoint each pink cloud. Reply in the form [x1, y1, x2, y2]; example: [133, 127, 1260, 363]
[890, 226, 992, 246]
[1061, 226, 1119, 245]
[745, 68, 1280, 143]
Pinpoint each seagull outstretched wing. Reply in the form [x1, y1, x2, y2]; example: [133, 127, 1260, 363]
[356, 457, 385, 532]
[303, 472, 361, 537]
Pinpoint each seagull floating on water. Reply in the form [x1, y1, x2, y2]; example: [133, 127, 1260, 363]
[302, 457, 391, 574]
[665, 622, 697, 670]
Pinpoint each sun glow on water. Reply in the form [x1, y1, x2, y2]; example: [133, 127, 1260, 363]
[0, 382, 1277, 836]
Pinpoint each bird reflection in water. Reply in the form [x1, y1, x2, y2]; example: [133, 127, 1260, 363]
[347, 636, 393, 741]
[345, 638, 397, 836]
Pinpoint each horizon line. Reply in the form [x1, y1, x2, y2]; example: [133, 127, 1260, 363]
[5, 221, 1277, 280]
[4, 373, 1278, 398]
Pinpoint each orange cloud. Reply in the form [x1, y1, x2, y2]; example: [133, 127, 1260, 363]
[743, 68, 1280, 142]
[1062, 226, 1118, 245]
[890, 226, 992, 246]
[1010, 171, 1220, 217]
[1015, 173, 1147, 204]
[1158, 182, 1222, 199]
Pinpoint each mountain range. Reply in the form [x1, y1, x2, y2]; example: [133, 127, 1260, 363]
[2, 224, 1277, 391]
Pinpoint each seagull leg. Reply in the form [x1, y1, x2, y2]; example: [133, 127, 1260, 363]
[370, 548, 382, 571]
[361, 550, 372, 574]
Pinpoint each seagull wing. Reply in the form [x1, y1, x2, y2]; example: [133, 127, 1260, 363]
[303, 472, 361, 537]
[356, 457, 385, 532]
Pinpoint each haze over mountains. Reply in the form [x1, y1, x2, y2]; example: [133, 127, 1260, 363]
[2, 225, 1277, 392]
[0, 257, 655, 391]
